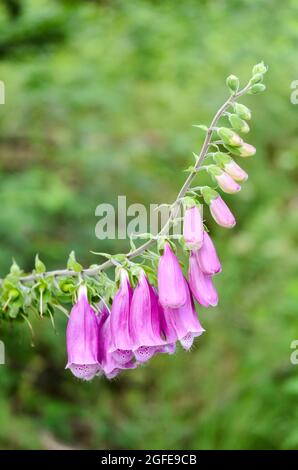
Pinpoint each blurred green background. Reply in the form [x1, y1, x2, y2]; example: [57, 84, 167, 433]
[0, 0, 298, 450]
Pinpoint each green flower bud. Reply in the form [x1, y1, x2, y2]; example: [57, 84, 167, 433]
[234, 103, 252, 120]
[217, 127, 243, 147]
[249, 83, 266, 94]
[228, 114, 250, 134]
[250, 73, 263, 84]
[252, 61, 268, 75]
[226, 75, 240, 93]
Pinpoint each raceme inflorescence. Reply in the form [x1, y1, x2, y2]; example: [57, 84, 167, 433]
[0, 63, 267, 380]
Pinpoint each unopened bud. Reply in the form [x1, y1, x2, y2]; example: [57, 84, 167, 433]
[217, 127, 243, 147]
[234, 103, 252, 120]
[228, 114, 250, 134]
[223, 160, 248, 182]
[252, 62, 268, 75]
[239, 143, 256, 157]
[249, 83, 266, 94]
[250, 73, 263, 84]
[226, 75, 240, 93]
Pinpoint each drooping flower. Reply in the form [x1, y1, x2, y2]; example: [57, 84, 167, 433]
[130, 271, 168, 363]
[196, 231, 221, 275]
[223, 160, 248, 182]
[215, 170, 241, 194]
[158, 242, 188, 308]
[66, 285, 100, 380]
[99, 310, 136, 380]
[109, 269, 134, 364]
[160, 278, 205, 350]
[209, 195, 236, 228]
[188, 252, 218, 307]
[183, 205, 204, 250]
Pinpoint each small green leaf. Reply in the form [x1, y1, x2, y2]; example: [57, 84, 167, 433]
[184, 165, 196, 173]
[192, 124, 209, 132]
[90, 251, 112, 259]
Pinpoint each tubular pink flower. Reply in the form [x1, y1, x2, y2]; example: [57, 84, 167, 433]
[188, 252, 218, 307]
[209, 195, 236, 228]
[183, 205, 204, 250]
[66, 285, 100, 381]
[196, 231, 221, 275]
[158, 242, 188, 308]
[223, 160, 248, 182]
[215, 171, 241, 194]
[109, 269, 134, 364]
[99, 312, 136, 379]
[160, 279, 205, 350]
[130, 271, 167, 362]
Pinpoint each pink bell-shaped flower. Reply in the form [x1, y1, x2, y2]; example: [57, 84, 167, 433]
[188, 252, 218, 307]
[130, 271, 168, 363]
[215, 170, 241, 194]
[160, 278, 205, 350]
[196, 231, 221, 275]
[99, 310, 136, 380]
[183, 205, 204, 250]
[223, 160, 248, 182]
[158, 242, 188, 308]
[209, 195, 236, 228]
[66, 285, 100, 381]
[109, 269, 134, 364]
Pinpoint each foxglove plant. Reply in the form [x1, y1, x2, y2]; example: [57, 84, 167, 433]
[0, 63, 267, 380]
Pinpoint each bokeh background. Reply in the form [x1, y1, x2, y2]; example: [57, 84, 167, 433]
[0, 0, 298, 450]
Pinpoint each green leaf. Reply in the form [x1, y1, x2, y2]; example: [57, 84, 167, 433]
[192, 124, 208, 132]
[90, 251, 112, 259]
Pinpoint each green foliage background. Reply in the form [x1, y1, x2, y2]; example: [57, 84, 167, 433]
[0, 0, 298, 450]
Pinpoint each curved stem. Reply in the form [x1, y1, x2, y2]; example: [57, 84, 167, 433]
[1, 83, 250, 285]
